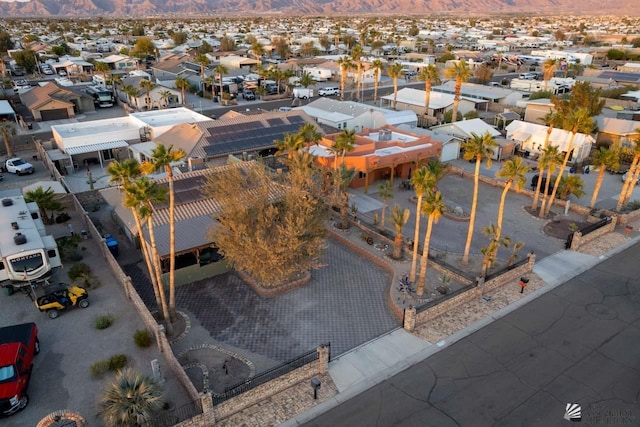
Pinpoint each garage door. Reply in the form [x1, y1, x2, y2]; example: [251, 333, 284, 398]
[40, 108, 69, 121]
[440, 141, 460, 162]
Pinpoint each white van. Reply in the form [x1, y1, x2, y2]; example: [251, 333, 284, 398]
[519, 73, 537, 80]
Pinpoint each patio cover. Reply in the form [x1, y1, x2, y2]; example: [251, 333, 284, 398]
[0, 100, 16, 116]
[65, 140, 128, 155]
[23, 181, 67, 195]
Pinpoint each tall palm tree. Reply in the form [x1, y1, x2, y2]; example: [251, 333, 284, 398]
[213, 64, 228, 100]
[250, 41, 266, 62]
[107, 160, 164, 316]
[174, 76, 190, 105]
[495, 158, 529, 243]
[141, 145, 186, 323]
[531, 111, 559, 211]
[195, 53, 209, 92]
[542, 59, 558, 91]
[416, 190, 445, 296]
[329, 129, 356, 171]
[589, 147, 619, 208]
[377, 180, 393, 232]
[337, 56, 353, 101]
[351, 44, 364, 102]
[94, 60, 110, 82]
[388, 62, 404, 109]
[461, 132, 498, 265]
[409, 160, 449, 283]
[126, 177, 172, 333]
[0, 121, 16, 158]
[538, 145, 563, 218]
[617, 132, 640, 209]
[298, 71, 316, 90]
[110, 73, 122, 102]
[444, 60, 472, 123]
[159, 90, 172, 108]
[275, 132, 305, 158]
[335, 164, 357, 229]
[121, 84, 140, 109]
[298, 123, 322, 147]
[543, 108, 593, 217]
[371, 58, 384, 103]
[98, 368, 164, 427]
[139, 79, 156, 110]
[418, 64, 440, 116]
[389, 204, 410, 260]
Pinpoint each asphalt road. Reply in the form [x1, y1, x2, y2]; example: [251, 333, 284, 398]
[304, 243, 640, 427]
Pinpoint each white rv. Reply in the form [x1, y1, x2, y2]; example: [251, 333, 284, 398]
[303, 67, 332, 82]
[0, 196, 61, 289]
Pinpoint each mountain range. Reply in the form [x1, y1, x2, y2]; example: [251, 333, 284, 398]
[0, 0, 637, 17]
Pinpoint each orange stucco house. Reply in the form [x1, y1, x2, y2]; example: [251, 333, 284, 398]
[310, 125, 442, 193]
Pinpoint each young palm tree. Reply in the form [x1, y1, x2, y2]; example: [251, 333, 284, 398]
[0, 121, 16, 158]
[542, 59, 558, 91]
[416, 190, 445, 296]
[121, 84, 140, 109]
[159, 90, 172, 108]
[174, 76, 190, 105]
[141, 145, 186, 323]
[337, 56, 353, 101]
[298, 123, 322, 147]
[444, 60, 472, 123]
[589, 146, 619, 208]
[329, 129, 357, 171]
[107, 159, 164, 314]
[461, 132, 498, 265]
[298, 71, 316, 90]
[139, 79, 156, 110]
[94, 60, 110, 82]
[275, 132, 305, 158]
[389, 204, 410, 260]
[351, 44, 364, 102]
[409, 160, 449, 283]
[377, 181, 393, 232]
[557, 175, 585, 200]
[371, 58, 384, 103]
[98, 368, 164, 427]
[126, 177, 172, 333]
[543, 108, 593, 217]
[24, 186, 62, 224]
[418, 64, 440, 116]
[388, 62, 404, 109]
[213, 64, 228, 100]
[538, 145, 563, 218]
[495, 157, 529, 243]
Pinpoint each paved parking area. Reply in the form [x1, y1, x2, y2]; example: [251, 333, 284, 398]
[126, 238, 398, 366]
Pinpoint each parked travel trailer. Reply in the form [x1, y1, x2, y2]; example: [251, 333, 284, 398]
[0, 196, 61, 290]
[303, 67, 332, 82]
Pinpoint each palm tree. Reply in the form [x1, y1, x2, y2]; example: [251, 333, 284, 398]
[139, 79, 156, 110]
[250, 41, 266, 62]
[617, 132, 640, 209]
[126, 177, 172, 333]
[110, 74, 122, 102]
[389, 204, 410, 260]
[24, 186, 62, 224]
[543, 108, 593, 217]
[538, 146, 563, 218]
[159, 90, 172, 108]
[495, 158, 529, 243]
[94, 60, 110, 82]
[377, 180, 393, 232]
[298, 123, 322, 147]
[195, 53, 209, 92]
[557, 174, 585, 200]
[335, 164, 357, 229]
[121, 84, 140, 109]
[213, 64, 228, 100]
[275, 132, 305, 158]
[444, 60, 472, 123]
[174, 76, 190, 105]
[98, 368, 164, 427]
[141, 145, 186, 323]
[416, 190, 445, 296]
[371, 59, 384, 103]
[388, 62, 404, 109]
[351, 45, 364, 101]
[329, 129, 357, 171]
[589, 147, 619, 208]
[337, 56, 353, 101]
[531, 111, 559, 211]
[298, 71, 316, 90]
[542, 59, 558, 91]
[418, 64, 440, 116]
[461, 132, 498, 265]
[107, 160, 164, 316]
[0, 121, 16, 158]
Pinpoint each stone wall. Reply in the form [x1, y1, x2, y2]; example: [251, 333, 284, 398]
[481, 253, 536, 294]
[568, 217, 618, 250]
[415, 286, 482, 324]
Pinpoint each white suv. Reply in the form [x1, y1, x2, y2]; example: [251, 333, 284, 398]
[318, 87, 340, 96]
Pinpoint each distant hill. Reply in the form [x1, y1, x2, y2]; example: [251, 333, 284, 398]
[0, 0, 637, 17]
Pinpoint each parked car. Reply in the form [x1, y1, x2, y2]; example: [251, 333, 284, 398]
[57, 70, 67, 77]
[5, 158, 34, 175]
[621, 171, 640, 185]
[318, 87, 341, 96]
[242, 89, 256, 100]
[0, 323, 39, 417]
[530, 174, 555, 194]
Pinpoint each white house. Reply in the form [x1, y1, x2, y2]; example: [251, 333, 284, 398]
[430, 118, 501, 140]
[380, 88, 481, 120]
[505, 120, 594, 163]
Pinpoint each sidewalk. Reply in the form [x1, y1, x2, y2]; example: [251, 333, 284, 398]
[278, 223, 640, 426]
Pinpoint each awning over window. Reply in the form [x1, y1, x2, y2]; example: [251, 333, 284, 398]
[65, 140, 128, 155]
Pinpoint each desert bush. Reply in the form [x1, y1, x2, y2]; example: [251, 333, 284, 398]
[94, 315, 114, 330]
[134, 329, 154, 348]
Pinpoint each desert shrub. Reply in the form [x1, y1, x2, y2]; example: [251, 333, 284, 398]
[68, 262, 100, 288]
[90, 360, 110, 378]
[108, 354, 128, 371]
[94, 315, 114, 330]
[134, 329, 154, 348]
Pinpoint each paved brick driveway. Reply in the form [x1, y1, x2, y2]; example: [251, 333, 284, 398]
[126, 237, 398, 365]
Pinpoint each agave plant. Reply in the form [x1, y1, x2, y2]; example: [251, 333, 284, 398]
[98, 368, 164, 427]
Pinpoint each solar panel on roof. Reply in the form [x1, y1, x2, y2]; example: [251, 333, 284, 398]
[288, 116, 305, 124]
[267, 118, 284, 126]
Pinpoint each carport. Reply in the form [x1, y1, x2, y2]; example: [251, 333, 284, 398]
[0, 100, 18, 124]
[65, 140, 129, 174]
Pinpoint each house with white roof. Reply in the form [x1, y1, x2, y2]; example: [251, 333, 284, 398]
[594, 116, 640, 147]
[505, 120, 594, 163]
[297, 98, 417, 131]
[380, 88, 480, 121]
[432, 81, 524, 107]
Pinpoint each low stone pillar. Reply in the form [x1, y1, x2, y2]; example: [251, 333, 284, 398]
[317, 344, 330, 374]
[527, 252, 536, 269]
[155, 324, 165, 353]
[477, 276, 486, 295]
[571, 231, 582, 250]
[403, 305, 416, 332]
[200, 392, 215, 423]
